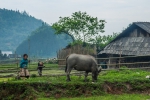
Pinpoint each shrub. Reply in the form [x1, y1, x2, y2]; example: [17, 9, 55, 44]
[31, 74, 37, 78]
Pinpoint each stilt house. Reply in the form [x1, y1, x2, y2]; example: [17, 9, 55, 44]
[98, 22, 150, 68]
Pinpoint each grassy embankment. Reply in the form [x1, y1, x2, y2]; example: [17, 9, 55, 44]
[0, 67, 149, 100]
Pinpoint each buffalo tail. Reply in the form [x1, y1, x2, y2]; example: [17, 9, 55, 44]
[65, 56, 69, 72]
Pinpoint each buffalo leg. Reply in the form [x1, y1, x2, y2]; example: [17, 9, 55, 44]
[92, 74, 95, 82]
[66, 68, 71, 81]
[92, 72, 97, 82]
[84, 71, 88, 82]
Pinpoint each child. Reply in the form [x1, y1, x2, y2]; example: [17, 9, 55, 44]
[19, 54, 30, 78]
[37, 62, 45, 76]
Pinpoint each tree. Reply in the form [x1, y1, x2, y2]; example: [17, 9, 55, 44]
[3, 54, 8, 59]
[89, 33, 118, 52]
[52, 11, 106, 43]
[0, 50, 2, 59]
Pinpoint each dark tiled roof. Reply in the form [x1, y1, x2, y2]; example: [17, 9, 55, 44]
[110, 22, 150, 43]
[99, 37, 150, 56]
[99, 22, 150, 56]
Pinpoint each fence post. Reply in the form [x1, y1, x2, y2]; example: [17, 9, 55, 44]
[108, 57, 110, 69]
[119, 43, 123, 68]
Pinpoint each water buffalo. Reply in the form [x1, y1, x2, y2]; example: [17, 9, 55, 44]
[65, 54, 101, 82]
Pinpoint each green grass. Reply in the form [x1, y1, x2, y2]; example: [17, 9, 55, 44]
[0, 63, 58, 69]
[100, 69, 150, 83]
[0, 77, 13, 82]
[0, 69, 78, 78]
[1, 69, 149, 88]
[9, 69, 150, 84]
[1, 63, 149, 83]
[0, 63, 59, 76]
[0, 69, 150, 100]
[38, 94, 150, 100]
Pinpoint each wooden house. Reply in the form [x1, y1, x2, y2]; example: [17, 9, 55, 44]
[9, 54, 22, 58]
[98, 22, 150, 68]
[2, 51, 12, 56]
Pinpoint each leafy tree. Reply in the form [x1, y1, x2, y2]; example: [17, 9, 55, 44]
[89, 33, 118, 51]
[0, 50, 9, 60]
[3, 54, 8, 59]
[0, 50, 2, 59]
[52, 11, 106, 43]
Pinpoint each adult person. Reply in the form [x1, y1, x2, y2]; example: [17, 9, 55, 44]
[100, 60, 107, 69]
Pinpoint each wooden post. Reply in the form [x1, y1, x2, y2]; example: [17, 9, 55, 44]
[28, 37, 30, 68]
[108, 55, 110, 69]
[15, 51, 19, 77]
[119, 56, 120, 69]
[15, 51, 17, 73]
[119, 39, 123, 69]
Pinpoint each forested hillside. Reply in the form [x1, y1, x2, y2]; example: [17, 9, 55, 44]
[16, 24, 72, 58]
[0, 9, 43, 51]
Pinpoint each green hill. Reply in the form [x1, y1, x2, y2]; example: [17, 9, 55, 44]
[16, 24, 72, 58]
[0, 8, 43, 51]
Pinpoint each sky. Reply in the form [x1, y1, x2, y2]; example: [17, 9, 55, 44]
[0, 0, 150, 35]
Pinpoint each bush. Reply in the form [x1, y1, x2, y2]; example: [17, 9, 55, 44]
[120, 66, 128, 68]
[30, 74, 37, 78]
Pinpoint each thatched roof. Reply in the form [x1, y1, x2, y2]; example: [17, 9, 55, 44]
[99, 22, 150, 56]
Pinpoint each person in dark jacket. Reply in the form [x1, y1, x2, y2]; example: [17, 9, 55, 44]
[38, 61, 40, 66]
[37, 62, 45, 76]
[19, 54, 30, 78]
[100, 60, 107, 69]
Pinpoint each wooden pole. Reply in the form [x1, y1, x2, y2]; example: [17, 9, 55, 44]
[28, 37, 30, 68]
[15, 51, 19, 77]
[108, 54, 110, 69]
[15, 51, 17, 74]
[119, 42, 123, 69]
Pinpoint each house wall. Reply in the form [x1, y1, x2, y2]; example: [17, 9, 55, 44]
[98, 54, 150, 69]
[129, 28, 150, 37]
